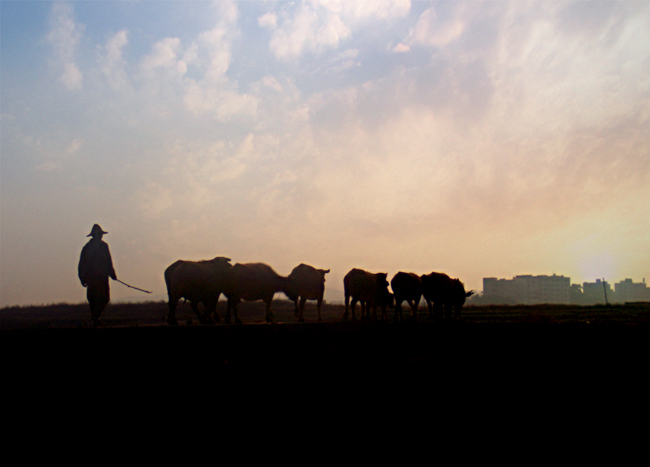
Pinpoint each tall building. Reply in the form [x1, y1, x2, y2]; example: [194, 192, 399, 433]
[614, 279, 650, 303]
[582, 279, 613, 305]
[483, 274, 571, 305]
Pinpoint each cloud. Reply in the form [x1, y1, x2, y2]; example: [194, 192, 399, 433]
[261, 76, 283, 93]
[267, 0, 410, 59]
[269, 5, 351, 59]
[100, 30, 129, 90]
[404, 6, 466, 49]
[128, 3, 257, 122]
[47, 3, 84, 90]
[393, 43, 410, 53]
[65, 138, 83, 155]
[197, 26, 232, 79]
[183, 79, 257, 120]
[140, 37, 184, 74]
[300, 0, 649, 248]
[337, 0, 411, 20]
[258, 12, 277, 29]
[60, 62, 83, 90]
[179, 3, 258, 120]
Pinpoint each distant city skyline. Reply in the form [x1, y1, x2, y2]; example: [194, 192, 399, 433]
[480, 274, 649, 306]
[1, 1, 648, 307]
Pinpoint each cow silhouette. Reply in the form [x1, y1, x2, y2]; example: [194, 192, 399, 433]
[391, 272, 422, 322]
[164, 256, 232, 326]
[287, 263, 330, 322]
[421, 272, 474, 321]
[223, 262, 295, 324]
[343, 268, 391, 321]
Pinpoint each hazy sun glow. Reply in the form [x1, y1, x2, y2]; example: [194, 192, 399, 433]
[1, 1, 648, 306]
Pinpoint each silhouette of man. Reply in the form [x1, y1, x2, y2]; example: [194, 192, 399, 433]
[78, 224, 117, 327]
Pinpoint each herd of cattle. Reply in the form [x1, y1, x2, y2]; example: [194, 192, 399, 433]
[164, 257, 473, 326]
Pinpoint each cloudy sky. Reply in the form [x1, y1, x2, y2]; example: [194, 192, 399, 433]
[1, 0, 648, 306]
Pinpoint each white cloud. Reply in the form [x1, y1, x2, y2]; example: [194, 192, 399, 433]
[182, 42, 199, 67]
[198, 26, 232, 79]
[47, 3, 82, 60]
[267, 5, 346, 59]
[65, 138, 83, 155]
[183, 78, 257, 121]
[404, 6, 466, 49]
[141, 37, 183, 72]
[315, 0, 411, 21]
[393, 43, 410, 53]
[317, 13, 350, 47]
[101, 30, 129, 90]
[60, 62, 83, 90]
[266, 1, 410, 60]
[47, 3, 84, 90]
[180, 2, 259, 120]
[261, 76, 283, 92]
[258, 12, 277, 29]
[269, 6, 325, 59]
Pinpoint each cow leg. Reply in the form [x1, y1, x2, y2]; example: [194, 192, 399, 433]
[225, 297, 239, 324]
[167, 297, 179, 326]
[435, 303, 444, 321]
[316, 298, 323, 322]
[233, 300, 242, 324]
[265, 296, 274, 323]
[350, 298, 359, 321]
[293, 299, 300, 317]
[189, 301, 202, 324]
[200, 300, 217, 325]
[344, 294, 350, 320]
[425, 299, 433, 321]
[297, 297, 307, 322]
[212, 296, 221, 323]
[409, 300, 417, 322]
[209, 294, 221, 323]
[394, 298, 402, 322]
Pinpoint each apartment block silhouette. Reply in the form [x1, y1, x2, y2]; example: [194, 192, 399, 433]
[481, 276, 649, 305]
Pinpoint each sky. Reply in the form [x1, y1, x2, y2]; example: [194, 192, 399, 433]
[1, 0, 648, 307]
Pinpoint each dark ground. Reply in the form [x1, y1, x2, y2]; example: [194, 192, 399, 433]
[4, 302, 644, 446]
[3, 301, 648, 423]
[2, 300, 648, 368]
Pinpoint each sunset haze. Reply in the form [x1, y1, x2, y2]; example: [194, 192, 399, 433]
[1, 1, 648, 307]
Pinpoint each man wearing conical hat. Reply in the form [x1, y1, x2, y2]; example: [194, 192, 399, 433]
[78, 224, 117, 327]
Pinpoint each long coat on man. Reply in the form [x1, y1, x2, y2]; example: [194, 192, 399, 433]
[79, 234, 116, 323]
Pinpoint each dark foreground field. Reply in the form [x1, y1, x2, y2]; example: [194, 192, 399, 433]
[2, 301, 649, 369]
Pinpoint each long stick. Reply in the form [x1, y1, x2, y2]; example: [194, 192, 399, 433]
[115, 279, 152, 294]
